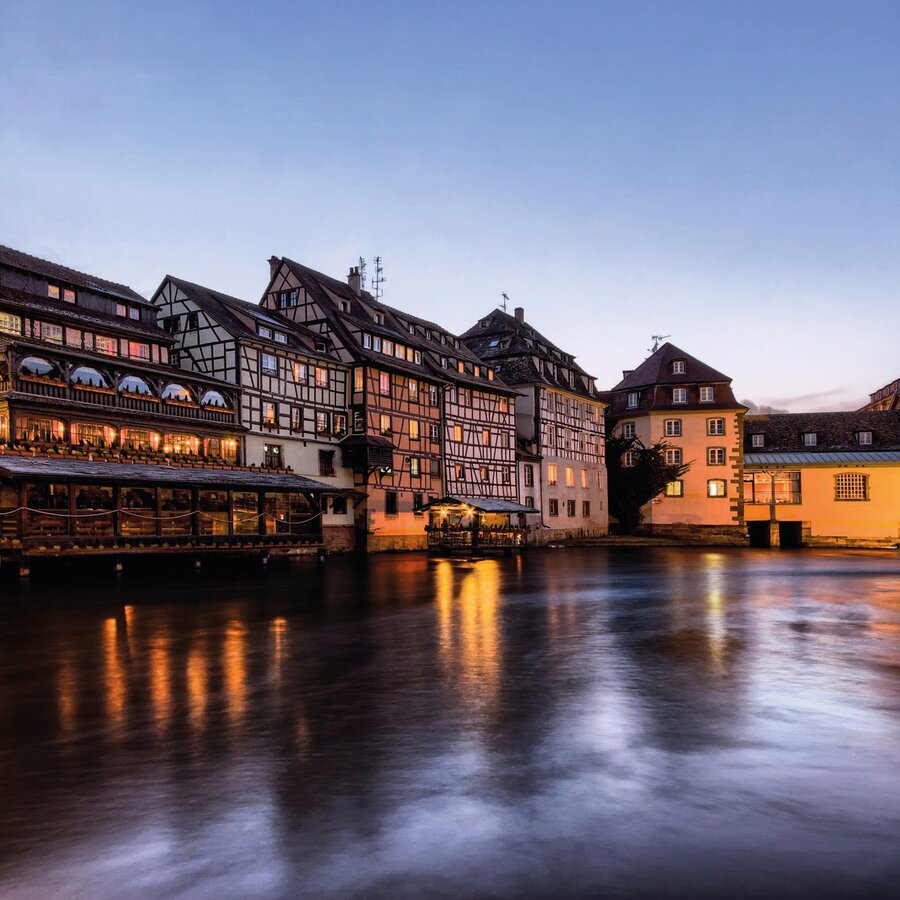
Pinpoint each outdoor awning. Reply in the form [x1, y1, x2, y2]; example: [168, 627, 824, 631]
[419, 495, 540, 514]
[0, 454, 352, 493]
[338, 433, 395, 470]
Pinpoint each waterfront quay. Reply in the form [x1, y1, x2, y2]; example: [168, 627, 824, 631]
[1, 547, 899, 898]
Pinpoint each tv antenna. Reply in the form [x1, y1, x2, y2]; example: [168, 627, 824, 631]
[372, 256, 385, 300]
[501, 292, 509, 313]
[649, 334, 671, 353]
[357, 257, 367, 291]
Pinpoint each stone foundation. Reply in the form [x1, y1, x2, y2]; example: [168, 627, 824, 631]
[530, 527, 608, 547]
[322, 525, 356, 554]
[367, 533, 428, 553]
[641, 524, 749, 546]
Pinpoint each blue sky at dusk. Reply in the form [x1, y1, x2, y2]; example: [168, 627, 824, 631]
[2, 0, 898, 409]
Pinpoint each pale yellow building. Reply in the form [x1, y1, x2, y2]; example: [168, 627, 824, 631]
[605, 343, 747, 542]
[744, 412, 900, 548]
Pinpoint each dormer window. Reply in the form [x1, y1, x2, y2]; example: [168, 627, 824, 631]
[488, 369, 494, 381]
[362, 333, 372, 349]
[699, 385, 715, 402]
[408, 323, 415, 335]
[258, 325, 273, 339]
[480, 320, 488, 328]
[315, 340, 327, 352]
[802, 432, 817, 447]
[626, 391, 639, 408]
[47, 285, 60, 299]
[673, 360, 686, 374]
[857, 430, 873, 445]
[274, 331, 287, 344]
[63, 289, 75, 303]
[751, 434, 765, 448]
[672, 387, 687, 404]
[340, 300, 349, 313]
[457, 360, 465, 374]
[440, 356, 448, 368]
[374, 312, 384, 325]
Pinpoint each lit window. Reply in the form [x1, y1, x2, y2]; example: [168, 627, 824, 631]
[565, 466, 575, 487]
[333, 413, 347, 436]
[835, 472, 868, 500]
[707, 447, 726, 465]
[453, 424, 463, 442]
[409, 380, 419, 401]
[63, 289, 75, 303]
[0, 312, 21, 335]
[263, 402, 277, 426]
[751, 434, 765, 448]
[707, 479, 727, 497]
[315, 367, 328, 388]
[672, 360, 685, 374]
[547, 463, 558, 485]
[664, 419, 682, 437]
[455, 464, 466, 480]
[622, 422, 636, 439]
[293, 362, 307, 382]
[409, 420, 420, 440]
[458, 360, 465, 373]
[665, 448, 682, 465]
[47, 285, 60, 299]
[316, 411, 329, 434]
[708, 418, 726, 436]
[40, 322, 63, 345]
[116, 303, 127, 317]
[380, 414, 391, 435]
[410, 457, 421, 477]
[482, 429, 490, 446]
[383, 339, 394, 356]
[802, 432, 817, 447]
[581, 467, 588, 488]
[480, 466, 489, 482]
[665, 480, 684, 497]
[354, 367, 364, 392]
[261, 353, 278, 375]
[672, 387, 687, 404]
[128, 342, 150, 360]
[700, 385, 715, 403]
[95, 335, 118, 356]
[379, 371, 390, 395]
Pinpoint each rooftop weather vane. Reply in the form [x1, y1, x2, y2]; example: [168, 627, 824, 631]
[649, 334, 671, 353]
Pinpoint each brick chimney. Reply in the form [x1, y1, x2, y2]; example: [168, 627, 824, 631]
[268, 256, 280, 279]
[514, 306, 525, 323]
[348, 266, 361, 293]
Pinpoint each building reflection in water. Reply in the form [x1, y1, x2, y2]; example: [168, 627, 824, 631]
[149, 636, 171, 733]
[224, 620, 247, 725]
[103, 615, 127, 736]
[186, 638, 208, 735]
[56, 659, 77, 735]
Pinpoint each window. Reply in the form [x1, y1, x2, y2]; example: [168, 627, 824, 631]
[331, 496, 347, 515]
[409, 379, 419, 401]
[429, 386, 439, 407]
[524, 465, 534, 487]
[482, 429, 490, 447]
[264, 444, 283, 468]
[672, 387, 687, 404]
[582, 500, 591, 517]
[581, 467, 588, 488]
[128, 342, 150, 360]
[258, 325, 273, 339]
[316, 411, 330, 434]
[116, 302, 127, 317]
[186, 312, 199, 330]
[340, 300, 350, 313]
[429, 423, 440, 442]
[362, 333, 372, 349]
[802, 432, 817, 447]
[664, 419, 682, 437]
[70, 366, 108, 388]
[412, 493, 424, 514]
[479, 466, 489, 483]
[291, 407, 304, 432]
[857, 431, 873, 446]
[623, 451, 637, 468]
[262, 402, 277, 426]
[333, 413, 347, 437]
[665, 448, 682, 466]
[835, 473, 868, 501]
[380, 414, 392, 435]
[354, 367, 364, 392]
[453, 425, 463, 442]
[626, 391, 639, 408]
[665, 480, 684, 497]
[410, 457, 421, 477]
[128, 306, 140, 320]
[673, 360, 685, 374]
[261, 353, 278, 375]
[565, 499, 575, 517]
[458, 360, 466, 374]
[383, 339, 394, 356]
[95, 335, 118, 356]
[314, 367, 328, 388]
[62, 288, 75, 303]
[707, 418, 725, 436]
[744, 471, 800, 504]
[700, 385, 715, 403]
[119, 375, 152, 396]
[162, 383, 192, 402]
[409, 420, 420, 440]
[565, 466, 575, 487]
[622, 422, 636, 439]
[47, 285, 60, 299]
[547, 464, 558, 485]
[707, 479, 727, 497]
[707, 447, 726, 465]
[459, 388, 471, 406]
[0, 312, 21, 335]
[374, 312, 384, 326]
[274, 331, 287, 344]
[525, 496, 535, 509]
[292, 362, 307, 382]
[379, 371, 390, 395]
[318, 450, 336, 477]
[41, 322, 63, 344]
[548, 499, 559, 517]
[455, 464, 466, 480]
[385, 491, 398, 515]
[751, 433, 765, 448]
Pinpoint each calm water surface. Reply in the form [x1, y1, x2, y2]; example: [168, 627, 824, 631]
[1, 548, 899, 898]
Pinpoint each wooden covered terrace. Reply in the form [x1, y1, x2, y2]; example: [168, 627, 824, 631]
[422, 496, 538, 555]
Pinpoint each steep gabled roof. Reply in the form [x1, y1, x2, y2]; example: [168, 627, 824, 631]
[745, 411, 900, 452]
[0, 244, 148, 305]
[611, 342, 730, 390]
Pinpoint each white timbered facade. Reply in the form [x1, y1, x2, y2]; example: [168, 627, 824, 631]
[151, 276, 356, 548]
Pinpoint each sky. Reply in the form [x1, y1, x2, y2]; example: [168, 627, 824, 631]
[2, 0, 898, 410]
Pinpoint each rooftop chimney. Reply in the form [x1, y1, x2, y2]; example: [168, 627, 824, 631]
[514, 306, 525, 323]
[268, 256, 280, 279]
[348, 266, 361, 294]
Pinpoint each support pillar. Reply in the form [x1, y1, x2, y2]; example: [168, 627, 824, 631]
[768, 521, 781, 548]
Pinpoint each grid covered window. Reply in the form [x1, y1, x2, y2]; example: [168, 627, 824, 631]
[857, 431, 873, 446]
[672, 387, 687, 404]
[622, 422, 635, 439]
[672, 360, 686, 374]
[665, 480, 683, 497]
[623, 451, 637, 468]
[707, 447, 726, 465]
[664, 419, 682, 437]
[835, 473, 868, 501]
[802, 432, 817, 447]
[707, 418, 726, 436]
[626, 391, 639, 408]
[524, 465, 534, 487]
[751, 434, 765, 448]
[665, 448, 682, 466]
[699, 386, 715, 403]
[261, 353, 277, 375]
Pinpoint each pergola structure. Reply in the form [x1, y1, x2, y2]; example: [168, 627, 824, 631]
[421, 495, 538, 555]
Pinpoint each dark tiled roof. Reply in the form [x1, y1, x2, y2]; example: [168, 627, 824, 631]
[605, 383, 745, 418]
[0, 245, 148, 305]
[861, 377, 900, 411]
[0, 455, 341, 491]
[0, 285, 168, 340]
[611, 342, 730, 390]
[420, 495, 539, 514]
[745, 411, 900, 452]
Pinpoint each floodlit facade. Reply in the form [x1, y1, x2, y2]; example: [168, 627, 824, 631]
[743, 411, 900, 548]
[604, 342, 747, 542]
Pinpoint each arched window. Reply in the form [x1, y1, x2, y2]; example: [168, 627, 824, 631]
[70, 366, 108, 388]
[162, 383, 193, 402]
[119, 375, 153, 396]
[18, 356, 57, 378]
[200, 389, 228, 408]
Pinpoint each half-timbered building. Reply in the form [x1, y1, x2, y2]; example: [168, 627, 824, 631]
[0, 246, 348, 570]
[151, 276, 356, 550]
[462, 307, 608, 543]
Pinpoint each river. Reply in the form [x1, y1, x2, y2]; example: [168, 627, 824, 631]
[0, 548, 898, 898]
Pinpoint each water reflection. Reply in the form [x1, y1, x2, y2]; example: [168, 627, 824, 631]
[0, 549, 898, 898]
